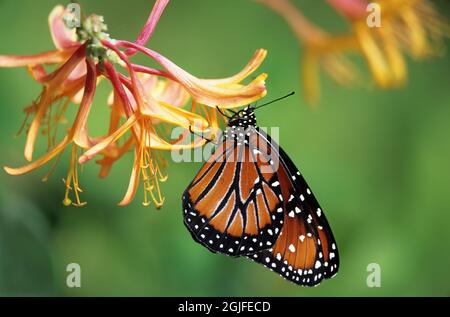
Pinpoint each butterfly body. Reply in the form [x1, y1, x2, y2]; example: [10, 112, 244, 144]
[182, 104, 339, 286]
[225, 106, 257, 130]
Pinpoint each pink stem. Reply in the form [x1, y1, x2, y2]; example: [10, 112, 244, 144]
[131, 64, 176, 81]
[104, 61, 135, 118]
[113, 40, 183, 80]
[116, 40, 163, 58]
[117, 73, 133, 91]
[103, 40, 145, 108]
[44, 44, 87, 84]
[125, 0, 170, 56]
[103, 62, 141, 142]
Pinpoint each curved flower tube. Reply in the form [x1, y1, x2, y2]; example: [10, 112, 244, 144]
[1, 1, 268, 207]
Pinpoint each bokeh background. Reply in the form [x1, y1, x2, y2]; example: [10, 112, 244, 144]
[0, 0, 449, 296]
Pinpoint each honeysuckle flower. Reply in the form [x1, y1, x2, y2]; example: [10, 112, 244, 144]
[328, 0, 449, 88]
[256, 0, 448, 103]
[0, 5, 80, 68]
[1, 0, 268, 207]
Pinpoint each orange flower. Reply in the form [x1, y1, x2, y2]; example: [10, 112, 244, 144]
[1, 1, 268, 207]
[332, 0, 450, 88]
[257, 0, 448, 103]
[0, 5, 80, 68]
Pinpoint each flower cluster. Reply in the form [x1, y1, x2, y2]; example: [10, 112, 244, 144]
[0, 0, 268, 207]
[257, 0, 449, 103]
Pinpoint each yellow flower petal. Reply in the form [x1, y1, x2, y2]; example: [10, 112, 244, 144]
[4, 136, 70, 176]
[24, 46, 86, 161]
[119, 148, 141, 206]
[113, 41, 268, 109]
[72, 59, 98, 149]
[199, 49, 267, 87]
[79, 114, 138, 164]
[379, 23, 407, 86]
[354, 24, 392, 88]
[301, 50, 320, 105]
[140, 99, 209, 130]
[0, 50, 72, 68]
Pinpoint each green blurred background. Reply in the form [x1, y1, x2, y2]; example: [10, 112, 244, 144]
[0, 0, 449, 296]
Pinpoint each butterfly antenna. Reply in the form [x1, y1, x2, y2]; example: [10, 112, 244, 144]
[255, 91, 295, 110]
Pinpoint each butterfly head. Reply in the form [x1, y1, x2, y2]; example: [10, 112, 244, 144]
[225, 92, 295, 129]
[227, 106, 257, 129]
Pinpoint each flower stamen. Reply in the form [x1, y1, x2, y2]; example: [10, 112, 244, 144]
[63, 144, 86, 207]
[138, 119, 165, 208]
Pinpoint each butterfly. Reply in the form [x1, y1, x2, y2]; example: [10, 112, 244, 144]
[182, 93, 339, 286]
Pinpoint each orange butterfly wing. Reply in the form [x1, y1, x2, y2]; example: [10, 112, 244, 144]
[248, 129, 339, 286]
[182, 127, 285, 256]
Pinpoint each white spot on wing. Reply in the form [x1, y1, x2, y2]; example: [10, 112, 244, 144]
[317, 208, 322, 217]
[288, 244, 296, 252]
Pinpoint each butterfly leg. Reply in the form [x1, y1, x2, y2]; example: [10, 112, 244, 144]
[189, 125, 218, 145]
[216, 106, 236, 119]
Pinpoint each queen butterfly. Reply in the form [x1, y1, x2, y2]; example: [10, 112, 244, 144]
[182, 93, 339, 286]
